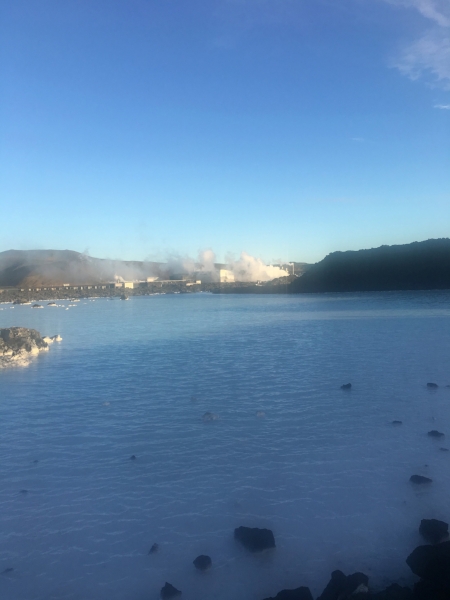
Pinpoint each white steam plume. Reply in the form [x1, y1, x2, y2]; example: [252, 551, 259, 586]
[225, 251, 288, 282]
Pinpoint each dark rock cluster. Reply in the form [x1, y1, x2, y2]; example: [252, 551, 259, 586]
[0, 327, 50, 367]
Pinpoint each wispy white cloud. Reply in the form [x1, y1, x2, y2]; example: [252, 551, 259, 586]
[434, 103, 450, 108]
[385, 0, 450, 27]
[385, 0, 450, 89]
[395, 28, 450, 88]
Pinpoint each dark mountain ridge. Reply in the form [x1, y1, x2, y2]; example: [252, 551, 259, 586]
[289, 238, 450, 293]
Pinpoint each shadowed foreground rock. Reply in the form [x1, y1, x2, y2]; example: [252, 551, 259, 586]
[0, 327, 51, 368]
[262, 587, 313, 600]
[234, 526, 275, 552]
[406, 541, 450, 587]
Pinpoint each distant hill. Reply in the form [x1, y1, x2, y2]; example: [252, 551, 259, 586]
[0, 250, 163, 287]
[289, 239, 450, 293]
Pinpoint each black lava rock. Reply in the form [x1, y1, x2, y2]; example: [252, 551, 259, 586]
[160, 582, 181, 599]
[372, 584, 413, 599]
[406, 541, 450, 587]
[262, 587, 313, 600]
[317, 570, 347, 600]
[193, 555, 212, 571]
[234, 526, 275, 552]
[428, 430, 445, 438]
[413, 579, 449, 600]
[410, 475, 432, 484]
[427, 383, 439, 388]
[341, 383, 352, 390]
[317, 571, 368, 600]
[419, 519, 449, 544]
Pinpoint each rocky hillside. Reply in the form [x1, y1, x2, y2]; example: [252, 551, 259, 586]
[0, 250, 162, 288]
[289, 239, 450, 293]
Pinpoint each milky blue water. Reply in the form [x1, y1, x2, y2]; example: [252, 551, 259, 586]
[1, 292, 450, 600]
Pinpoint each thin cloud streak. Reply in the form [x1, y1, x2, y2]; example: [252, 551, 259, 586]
[434, 103, 450, 108]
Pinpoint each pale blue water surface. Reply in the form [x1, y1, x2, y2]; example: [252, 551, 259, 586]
[1, 292, 450, 600]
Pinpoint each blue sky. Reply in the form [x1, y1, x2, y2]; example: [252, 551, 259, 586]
[1, 0, 449, 264]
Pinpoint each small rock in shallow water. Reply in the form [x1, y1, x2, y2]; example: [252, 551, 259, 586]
[202, 412, 219, 422]
[148, 543, 159, 554]
[392, 420, 402, 425]
[440, 447, 449, 452]
[234, 526, 275, 552]
[427, 382, 438, 388]
[160, 582, 181, 599]
[428, 430, 445, 438]
[130, 455, 137, 460]
[193, 554, 212, 571]
[19, 489, 28, 494]
[410, 475, 432, 484]
[341, 383, 352, 390]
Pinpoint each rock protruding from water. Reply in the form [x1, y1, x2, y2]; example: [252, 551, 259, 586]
[406, 541, 450, 591]
[428, 430, 445, 438]
[148, 543, 159, 554]
[262, 587, 313, 600]
[426, 382, 438, 388]
[419, 519, 449, 544]
[234, 526, 275, 552]
[160, 582, 181, 599]
[392, 420, 402, 425]
[317, 570, 369, 600]
[193, 554, 212, 571]
[410, 475, 432, 484]
[0, 327, 50, 368]
[341, 383, 352, 390]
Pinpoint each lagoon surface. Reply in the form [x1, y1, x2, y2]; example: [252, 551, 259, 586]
[1, 292, 450, 600]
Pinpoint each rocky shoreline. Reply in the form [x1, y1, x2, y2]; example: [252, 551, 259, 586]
[156, 520, 449, 599]
[0, 327, 61, 368]
[0, 281, 257, 304]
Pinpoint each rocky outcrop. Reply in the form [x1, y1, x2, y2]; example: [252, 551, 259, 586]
[0, 327, 57, 368]
[419, 519, 449, 544]
[234, 526, 275, 552]
[406, 540, 450, 594]
[317, 570, 369, 600]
